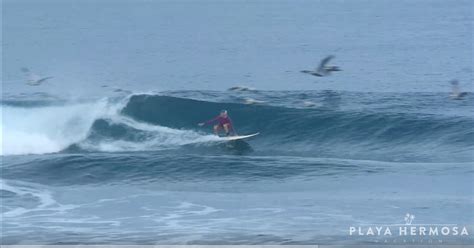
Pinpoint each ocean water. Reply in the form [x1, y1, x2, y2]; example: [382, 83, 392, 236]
[1, 0, 473, 245]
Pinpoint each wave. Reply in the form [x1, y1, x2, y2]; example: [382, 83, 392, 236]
[77, 115, 220, 153]
[121, 94, 474, 161]
[1, 96, 219, 156]
[2, 93, 473, 161]
[1, 100, 111, 155]
[123, 95, 474, 142]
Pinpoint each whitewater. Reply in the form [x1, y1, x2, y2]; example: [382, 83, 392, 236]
[1, 95, 222, 156]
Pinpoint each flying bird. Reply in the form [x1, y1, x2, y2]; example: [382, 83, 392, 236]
[450, 80, 468, 99]
[228, 86, 256, 92]
[21, 67, 53, 86]
[301, 55, 341, 77]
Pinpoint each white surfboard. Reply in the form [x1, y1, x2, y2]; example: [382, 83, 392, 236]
[218, 132, 259, 141]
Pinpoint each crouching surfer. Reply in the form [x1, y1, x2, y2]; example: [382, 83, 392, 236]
[198, 110, 236, 136]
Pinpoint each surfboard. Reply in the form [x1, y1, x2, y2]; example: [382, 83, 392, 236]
[218, 132, 259, 141]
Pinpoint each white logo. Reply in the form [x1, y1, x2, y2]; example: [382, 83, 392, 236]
[349, 213, 470, 243]
[404, 213, 415, 225]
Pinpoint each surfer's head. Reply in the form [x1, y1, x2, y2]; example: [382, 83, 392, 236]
[220, 110, 228, 117]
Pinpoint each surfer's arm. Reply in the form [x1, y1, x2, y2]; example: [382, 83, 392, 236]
[199, 116, 219, 126]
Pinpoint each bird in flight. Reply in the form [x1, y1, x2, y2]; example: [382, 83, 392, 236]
[21, 67, 53, 86]
[450, 80, 468, 99]
[301, 55, 341, 77]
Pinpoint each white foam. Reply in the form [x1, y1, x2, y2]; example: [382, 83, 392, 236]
[0, 179, 76, 219]
[0, 100, 110, 155]
[1, 96, 220, 155]
[78, 115, 220, 152]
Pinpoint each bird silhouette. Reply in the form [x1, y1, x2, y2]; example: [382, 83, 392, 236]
[301, 55, 341, 77]
[21, 67, 53, 86]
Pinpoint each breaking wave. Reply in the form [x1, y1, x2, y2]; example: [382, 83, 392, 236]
[1, 93, 473, 161]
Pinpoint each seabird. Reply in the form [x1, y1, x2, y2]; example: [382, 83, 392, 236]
[21, 67, 53, 86]
[301, 55, 341, 77]
[450, 80, 468, 99]
[228, 86, 256, 92]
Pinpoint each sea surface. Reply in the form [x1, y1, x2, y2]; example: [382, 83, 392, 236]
[1, 0, 473, 245]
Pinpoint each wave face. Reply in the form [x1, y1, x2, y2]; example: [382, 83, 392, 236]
[121, 93, 474, 162]
[2, 91, 473, 162]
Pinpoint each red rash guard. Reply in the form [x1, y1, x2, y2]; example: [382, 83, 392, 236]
[204, 116, 233, 127]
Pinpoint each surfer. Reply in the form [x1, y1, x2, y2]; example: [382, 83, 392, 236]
[198, 110, 236, 136]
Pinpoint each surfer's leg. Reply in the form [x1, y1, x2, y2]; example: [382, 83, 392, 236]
[223, 124, 231, 136]
[213, 125, 221, 135]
